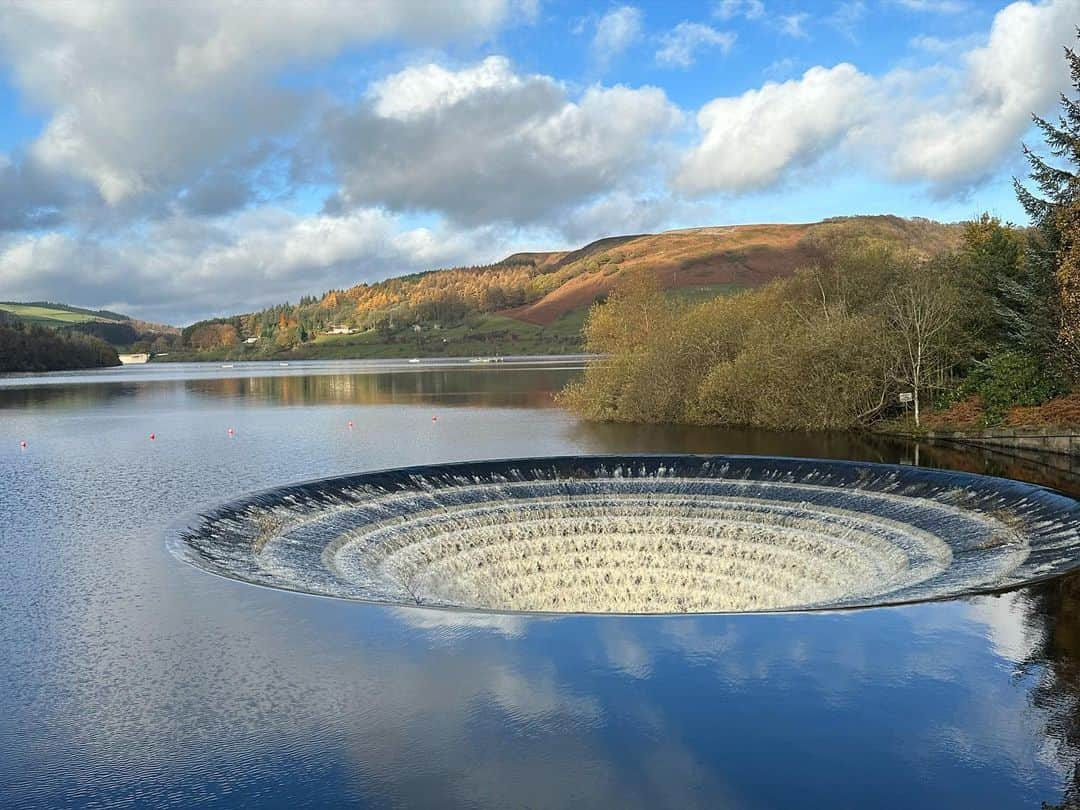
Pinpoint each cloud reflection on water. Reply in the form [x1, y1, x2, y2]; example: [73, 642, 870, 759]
[3, 363, 1080, 808]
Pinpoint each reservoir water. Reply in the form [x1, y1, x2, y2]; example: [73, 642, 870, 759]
[2, 359, 1079, 808]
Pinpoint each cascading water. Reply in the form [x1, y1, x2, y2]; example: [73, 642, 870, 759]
[168, 455, 1080, 614]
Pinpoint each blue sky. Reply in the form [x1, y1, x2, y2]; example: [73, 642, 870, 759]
[0, 0, 1074, 323]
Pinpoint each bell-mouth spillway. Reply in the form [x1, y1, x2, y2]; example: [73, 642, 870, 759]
[168, 455, 1080, 615]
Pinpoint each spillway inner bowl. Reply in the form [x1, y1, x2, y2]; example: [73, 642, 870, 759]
[169, 455, 1080, 614]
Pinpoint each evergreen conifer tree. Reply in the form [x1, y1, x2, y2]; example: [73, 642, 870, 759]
[1015, 32, 1080, 373]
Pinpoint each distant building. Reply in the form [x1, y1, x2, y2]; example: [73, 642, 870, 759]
[243, 336, 259, 344]
[326, 324, 356, 335]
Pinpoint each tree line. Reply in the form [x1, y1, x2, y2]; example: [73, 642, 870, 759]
[562, 38, 1080, 432]
[178, 257, 559, 352]
[0, 312, 120, 372]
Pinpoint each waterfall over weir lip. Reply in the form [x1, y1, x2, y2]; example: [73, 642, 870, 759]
[168, 455, 1080, 615]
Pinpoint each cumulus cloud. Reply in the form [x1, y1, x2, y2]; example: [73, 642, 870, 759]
[656, 23, 736, 69]
[885, 0, 1078, 193]
[676, 64, 875, 194]
[0, 0, 523, 208]
[677, 0, 1079, 196]
[325, 56, 681, 226]
[0, 207, 505, 323]
[556, 191, 711, 244]
[590, 6, 644, 68]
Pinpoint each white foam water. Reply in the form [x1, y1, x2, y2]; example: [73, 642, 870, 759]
[170, 455, 1080, 614]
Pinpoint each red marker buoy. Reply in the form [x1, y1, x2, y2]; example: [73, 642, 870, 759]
[227, 427, 235, 437]
[347, 420, 354, 429]
[431, 415, 438, 422]
[19, 440, 26, 449]
[149, 433, 156, 441]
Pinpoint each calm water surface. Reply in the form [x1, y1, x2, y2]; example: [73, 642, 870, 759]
[2, 360, 1079, 808]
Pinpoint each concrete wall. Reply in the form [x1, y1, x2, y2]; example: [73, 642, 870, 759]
[912, 429, 1080, 478]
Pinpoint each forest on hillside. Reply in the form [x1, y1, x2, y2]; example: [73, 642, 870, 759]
[0, 313, 120, 372]
[179, 257, 546, 355]
[562, 41, 1080, 433]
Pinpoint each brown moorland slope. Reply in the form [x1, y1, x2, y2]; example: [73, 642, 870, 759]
[190, 216, 964, 352]
[501, 215, 962, 325]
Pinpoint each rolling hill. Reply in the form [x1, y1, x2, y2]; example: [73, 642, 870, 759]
[0, 301, 131, 328]
[0, 301, 180, 354]
[499, 216, 963, 325]
[172, 215, 965, 360]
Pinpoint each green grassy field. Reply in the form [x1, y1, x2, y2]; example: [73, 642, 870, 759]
[0, 302, 125, 327]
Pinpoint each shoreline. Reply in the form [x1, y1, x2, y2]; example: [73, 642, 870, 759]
[877, 426, 1080, 468]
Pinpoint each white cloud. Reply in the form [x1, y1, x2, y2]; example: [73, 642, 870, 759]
[676, 63, 875, 194]
[557, 190, 712, 244]
[713, 0, 766, 20]
[677, 0, 1080, 197]
[778, 12, 810, 38]
[327, 57, 681, 226]
[885, 0, 1078, 193]
[590, 6, 644, 68]
[656, 22, 736, 68]
[0, 207, 505, 322]
[368, 57, 525, 120]
[0, 0, 523, 207]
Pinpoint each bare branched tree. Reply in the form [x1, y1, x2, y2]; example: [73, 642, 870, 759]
[885, 268, 959, 426]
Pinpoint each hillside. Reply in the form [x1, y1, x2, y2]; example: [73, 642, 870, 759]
[171, 215, 963, 360]
[0, 311, 121, 372]
[0, 301, 131, 327]
[0, 301, 180, 354]
[503, 216, 962, 324]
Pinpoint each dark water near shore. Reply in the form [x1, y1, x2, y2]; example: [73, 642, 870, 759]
[2, 359, 1079, 808]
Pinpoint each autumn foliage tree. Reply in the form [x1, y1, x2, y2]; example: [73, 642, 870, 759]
[188, 322, 239, 349]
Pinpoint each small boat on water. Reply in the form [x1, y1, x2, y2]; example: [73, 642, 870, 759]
[279, 362, 290, 367]
[117, 352, 150, 365]
[221, 364, 234, 368]
[408, 358, 420, 364]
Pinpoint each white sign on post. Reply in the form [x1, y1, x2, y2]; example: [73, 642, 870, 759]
[899, 392, 914, 404]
